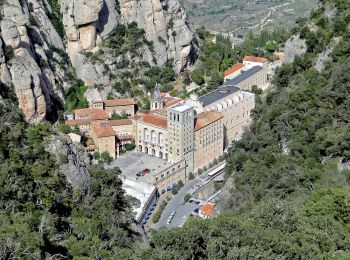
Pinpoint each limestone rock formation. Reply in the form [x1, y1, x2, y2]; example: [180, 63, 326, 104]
[0, 0, 197, 122]
[283, 34, 307, 64]
[120, 0, 197, 72]
[0, 0, 65, 123]
[61, 0, 197, 86]
[45, 133, 91, 190]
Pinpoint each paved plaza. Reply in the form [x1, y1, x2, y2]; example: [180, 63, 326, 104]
[109, 151, 168, 182]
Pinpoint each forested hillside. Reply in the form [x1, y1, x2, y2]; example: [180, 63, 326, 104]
[0, 98, 138, 258]
[141, 0, 350, 258]
[1, 0, 350, 258]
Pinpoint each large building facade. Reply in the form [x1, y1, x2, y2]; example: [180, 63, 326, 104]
[167, 104, 195, 175]
[186, 87, 255, 147]
[194, 111, 224, 172]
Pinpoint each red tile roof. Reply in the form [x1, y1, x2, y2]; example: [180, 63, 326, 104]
[243, 56, 268, 63]
[91, 122, 115, 138]
[195, 111, 223, 131]
[73, 108, 109, 121]
[164, 97, 183, 108]
[103, 98, 135, 107]
[140, 114, 167, 129]
[224, 63, 245, 77]
[200, 203, 215, 218]
[89, 109, 109, 120]
[65, 119, 90, 126]
[109, 119, 132, 126]
[74, 108, 91, 117]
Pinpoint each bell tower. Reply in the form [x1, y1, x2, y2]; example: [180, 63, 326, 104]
[151, 83, 164, 110]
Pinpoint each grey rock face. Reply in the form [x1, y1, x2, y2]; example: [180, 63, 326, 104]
[283, 34, 307, 64]
[120, 0, 197, 72]
[0, 0, 67, 123]
[45, 133, 91, 190]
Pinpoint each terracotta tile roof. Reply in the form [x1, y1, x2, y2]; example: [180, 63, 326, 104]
[90, 109, 109, 120]
[200, 203, 215, 218]
[243, 56, 268, 63]
[74, 108, 91, 117]
[65, 119, 91, 126]
[195, 111, 223, 131]
[140, 114, 167, 129]
[103, 98, 135, 107]
[73, 108, 109, 121]
[109, 119, 132, 126]
[164, 97, 183, 108]
[91, 122, 115, 138]
[224, 63, 245, 76]
[151, 109, 168, 117]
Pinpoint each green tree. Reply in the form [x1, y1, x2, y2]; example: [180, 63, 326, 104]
[191, 68, 204, 85]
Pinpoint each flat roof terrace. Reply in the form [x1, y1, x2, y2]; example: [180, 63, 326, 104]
[109, 152, 171, 184]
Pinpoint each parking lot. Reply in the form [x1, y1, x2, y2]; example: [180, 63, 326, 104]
[109, 151, 168, 182]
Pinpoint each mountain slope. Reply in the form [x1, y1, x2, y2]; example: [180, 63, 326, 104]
[140, 0, 350, 258]
[181, 0, 318, 35]
[0, 0, 197, 122]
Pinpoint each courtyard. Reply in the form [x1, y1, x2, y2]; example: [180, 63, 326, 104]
[109, 151, 168, 183]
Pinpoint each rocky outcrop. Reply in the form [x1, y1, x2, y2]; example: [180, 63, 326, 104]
[61, 0, 197, 86]
[120, 0, 197, 72]
[1, 0, 197, 121]
[0, 0, 65, 123]
[45, 133, 91, 190]
[283, 34, 307, 64]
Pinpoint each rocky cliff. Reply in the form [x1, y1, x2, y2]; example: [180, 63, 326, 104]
[0, 0, 197, 122]
[0, 0, 66, 123]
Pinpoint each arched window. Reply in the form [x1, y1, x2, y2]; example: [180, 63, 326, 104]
[145, 147, 149, 154]
[139, 145, 142, 152]
[151, 130, 157, 143]
[152, 149, 156, 156]
[159, 151, 163, 159]
[159, 132, 164, 145]
[144, 128, 149, 141]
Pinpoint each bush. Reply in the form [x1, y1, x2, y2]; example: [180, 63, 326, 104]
[4, 45, 14, 61]
[191, 68, 205, 85]
[188, 172, 195, 180]
[100, 151, 112, 163]
[251, 85, 263, 95]
[152, 200, 167, 223]
[172, 180, 184, 195]
[184, 193, 191, 203]
[125, 143, 136, 151]
[111, 111, 128, 120]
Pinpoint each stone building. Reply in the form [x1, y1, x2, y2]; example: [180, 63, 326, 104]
[167, 103, 195, 175]
[243, 55, 269, 69]
[92, 98, 136, 116]
[143, 159, 187, 192]
[90, 121, 117, 159]
[65, 108, 110, 134]
[150, 84, 165, 110]
[186, 86, 255, 147]
[223, 63, 245, 80]
[194, 111, 224, 172]
[224, 66, 268, 91]
[110, 119, 133, 137]
[134, 111, 169, 160]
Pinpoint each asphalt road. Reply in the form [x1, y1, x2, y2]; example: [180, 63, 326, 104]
[153, 163, 225, 229]
[154, 173, 208, 229]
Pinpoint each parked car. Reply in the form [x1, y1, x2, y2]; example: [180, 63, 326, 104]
[143, 168, 150, 173]
[136, 172, 142, 177]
